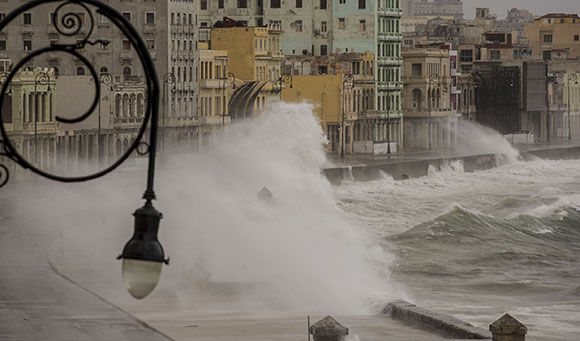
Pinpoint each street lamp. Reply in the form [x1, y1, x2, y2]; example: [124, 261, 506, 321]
[34, 71, 51, 166]
[220, 71, 236, 126]
[567, 73, 577, 140]
[0, 0, 169, 300]
[98, 72, 113, 166]
[341, 74, 354, 159]
[162, 72, 176, 153]
[427, 73, 439, 150]
[276, 74, 293, 101]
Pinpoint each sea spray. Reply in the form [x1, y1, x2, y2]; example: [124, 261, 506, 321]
[8, 102, 405, 315]
[456, 120, 520, 164]
[335, 158, 580, 339]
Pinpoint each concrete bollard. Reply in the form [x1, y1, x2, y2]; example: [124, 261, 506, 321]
[490, 313, 527, 341]
[309, 316, 349, 341]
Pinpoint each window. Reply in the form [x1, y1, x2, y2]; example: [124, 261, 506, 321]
[339, 0, 345, 3]
[411, 63, 422, 76]
[359, 20, 366, 31]
[575, 35, 579, 41]
[490, 50, 501, 60]
[295, 20, 302, 32]
[321, 21, 327, 32]
[338, 18, 345, 29]
[0, 41, 5, 51]
[23, 40, 32, 51]
[76, 67, 85, 75]
[201, 0, 207, 10]
[320, 45, 327, 56]
[296, 0, 303, 7]
[50, 13, 58, 25]
[23, 13, 32, 25]
[219, 0, 224, 8]
[544, 35, 553, 43]
[146, 40, 155, 49]
[122, 40, 131, 50]
[122, 12, 131, 22]
[123, 67, 131, 76]
[146, 12, 155, 25]
[100, 66, 108, 74]
[460, 49, 473, 62]
[358, 0, 366, 9]
[560, 19, 565, 23]
[271, 0, 280, 8]
[0, 13, 5, 21]
[320, 0, 327, 9]
[237, 0, 247, 8]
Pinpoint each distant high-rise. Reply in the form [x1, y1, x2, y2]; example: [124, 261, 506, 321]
[404, 0, 463, 20]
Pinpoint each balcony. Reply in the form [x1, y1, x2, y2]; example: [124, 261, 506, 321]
[378, 7, 403, 16]
[270, 50, 284, 59]
[377, 32, 403, 40]
[377, 56, 403, 65]
[377, 81, 403, 90]
[200, 79, 224, 89]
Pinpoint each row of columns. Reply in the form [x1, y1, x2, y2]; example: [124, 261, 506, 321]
[22, 92, 54, 123]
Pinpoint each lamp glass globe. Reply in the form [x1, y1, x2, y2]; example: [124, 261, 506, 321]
[122, 258, 162, 299]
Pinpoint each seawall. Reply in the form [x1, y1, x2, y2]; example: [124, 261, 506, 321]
[323, 145, 580, 185]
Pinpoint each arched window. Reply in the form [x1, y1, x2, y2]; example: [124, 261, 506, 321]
[412, 89, 422, 109]
[436, 89, 441, 109]
[129, 94, 136, 117]
[137, 94, 144, 117]
[100, 66, 108, 74]
[53, 67, 59, 76]
[122, 94, 129, 117]
[115, 94, 121, 118]
[76, 67, 85, 75]
[123, 67, 131, 76]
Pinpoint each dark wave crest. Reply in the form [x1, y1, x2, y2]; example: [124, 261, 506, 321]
[387, 205, 580, 296]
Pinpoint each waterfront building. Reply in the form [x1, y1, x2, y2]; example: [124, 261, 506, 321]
[402, 47, 456, 149]
[1, 68, 58, 175]
[0, 0, 201, 168]
[524, 13, 580, 60]
[282, 53, 386, 155]
[198, 42, 230, 149]
[403, 0, 463, 20]
[209, 22, 284, 119]
[282, 74, 344, 153]
[548, 60, 580, 139]
[199, 0, 403, 153]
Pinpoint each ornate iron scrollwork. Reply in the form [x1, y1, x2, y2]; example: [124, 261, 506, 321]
[0, 0, 160, 193]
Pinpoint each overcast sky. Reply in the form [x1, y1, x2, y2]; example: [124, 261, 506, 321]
[463, 0, 580, 19]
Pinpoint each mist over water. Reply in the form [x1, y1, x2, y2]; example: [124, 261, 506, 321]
[4, 103, 405, 317]
[4, 102, 579, 339]
[335, 156, 580, 340]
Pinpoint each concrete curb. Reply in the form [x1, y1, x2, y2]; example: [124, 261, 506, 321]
[384, 300, 492, 340]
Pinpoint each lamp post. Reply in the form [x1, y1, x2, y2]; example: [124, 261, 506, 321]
[98, 72, 112, 166]
[220, 71, 236, 126]
[341, 74, 354, 159]
[0, 0, 169, 300]
[162, 72, 175, 154]
[34, 71, 50, 166]
[427, 73, 439, 150]
[567, 73, 577, 140]
[277, 74, 293, 101]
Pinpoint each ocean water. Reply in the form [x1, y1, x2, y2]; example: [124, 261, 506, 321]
[3, 103, 578, 340]
[334, 159, 580, 340]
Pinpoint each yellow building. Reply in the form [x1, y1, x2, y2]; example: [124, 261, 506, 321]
[199, 41, 230, 123]
[525, 14, 580, 60]
[210, 23, 284, 118]
[282, 75, 349, 154]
